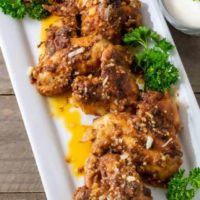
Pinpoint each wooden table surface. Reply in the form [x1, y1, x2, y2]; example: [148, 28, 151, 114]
[0, 24, 200, 200]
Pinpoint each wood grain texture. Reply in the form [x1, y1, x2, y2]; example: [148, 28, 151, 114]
[0, 193, 46, 200]
[196, 94, 200, 106]
[0, 51, 13, 94]
[0, 96, 45, 193]
[169, 24, 200, 93]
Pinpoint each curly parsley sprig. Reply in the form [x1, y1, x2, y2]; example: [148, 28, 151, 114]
[0, 0, 26, 19]
[167, 168, 200, 200]
[123, 26, 179, 92]
[26, 1, 49, 20]
[0, 0, 49, 20]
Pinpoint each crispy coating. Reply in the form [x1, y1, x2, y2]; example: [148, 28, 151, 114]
[80, 0, 142, 43]
[31, 49, 73, 96]
[134, 91, 182, 185]
[74, 186, 91, 200]
[31, 33, 110, 96]
[43, 16, 78, 56]
[31, 17, 77, 95]
[69, 35, 110, 74]
[74, 154, 152, 200]
[101, 44, 133, 67]
[137, 91, 181, 132]
[83, 93, 182, 186]
[72, 75, 107, 115]
[43, 0, 79, 17]
[32, 0, 142, 96]
[72, 44, 138, 115]
[43, 17, 110, 73]
[43, 0, 142, 42]
[83, 113, 137, 155]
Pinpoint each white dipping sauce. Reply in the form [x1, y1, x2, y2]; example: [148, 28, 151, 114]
[164, 0, 200, 28]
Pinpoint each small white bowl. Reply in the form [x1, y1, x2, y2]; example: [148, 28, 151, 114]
[158, 0, 200, 36]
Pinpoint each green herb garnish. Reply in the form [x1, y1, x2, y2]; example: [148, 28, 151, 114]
[167, 168, 200, 200]
[0, 0, 49, 20]
[26, 2, 49, 20]
[0, 0, 26, 19]
[123, 26, 179, 92]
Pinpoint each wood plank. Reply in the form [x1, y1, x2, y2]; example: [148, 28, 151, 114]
[169, 24, 200, 93]
[195, 93, 200, 106]
[0, 50, 13, 94]
[0, 193, 46, 200]
[0, 96, 44, 193]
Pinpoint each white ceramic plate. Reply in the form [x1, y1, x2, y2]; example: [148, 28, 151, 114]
[0, 0, 200, 199]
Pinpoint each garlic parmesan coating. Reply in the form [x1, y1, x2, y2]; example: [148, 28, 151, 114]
[31, 31, 110, 96]
[43, 0, 142, 43]
[72, 44, 139, 115]
[74, 154, 152, 200]
[80, 0, 142, 43]
[43, 0, 79, 17]
[43, 16, 78, 56]
[83, 92, 182, 186]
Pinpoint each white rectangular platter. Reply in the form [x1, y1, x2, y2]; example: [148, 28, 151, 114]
[0, 0, 200, 199]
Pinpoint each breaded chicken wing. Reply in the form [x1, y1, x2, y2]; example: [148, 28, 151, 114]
[83, 107, 182, 186]
[134, 91, 182, 185]
[80, 0, 142, 43]
[31, 48, 73, 96]
[31, 34, 110, 96]
[72, 44, 138, 115]
[74, 154, 152, 200]
[137, 91, 181, 132]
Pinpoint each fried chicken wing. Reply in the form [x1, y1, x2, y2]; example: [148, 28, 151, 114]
[83, 113, 141, 155]
[43, 17, 110, 73]
[80, 0, 142, 43]
[137, 91, 181, 132]
[31, 48, 73, 96]
[31, 33, 110, 96]
[134, 91, 182, 185]
[72, 44, 138, 115]
[74, 154, 152, 200]
[31, 17, 77, 95]
[83, 106, 182, 186]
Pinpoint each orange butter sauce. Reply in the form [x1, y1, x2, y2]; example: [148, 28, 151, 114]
[41, 16, 91, 176]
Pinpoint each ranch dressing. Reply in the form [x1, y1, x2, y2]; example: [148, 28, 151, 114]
[164, 0, 200, 28]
